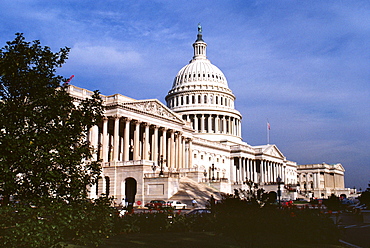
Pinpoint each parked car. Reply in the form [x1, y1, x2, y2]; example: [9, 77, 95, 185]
[145, 200, 166, 209]
[166, 200, 187, 209]
[186, 208, 211, 215]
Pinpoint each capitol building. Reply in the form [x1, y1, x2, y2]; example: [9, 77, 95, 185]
[68, 28, 351, 206]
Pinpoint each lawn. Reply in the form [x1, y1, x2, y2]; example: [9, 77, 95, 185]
[95, 232, 344, 248]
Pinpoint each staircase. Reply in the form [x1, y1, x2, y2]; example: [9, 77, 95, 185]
[169, 177, 222, 208]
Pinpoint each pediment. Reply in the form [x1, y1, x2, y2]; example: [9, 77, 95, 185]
[266, 145, 285, 159]
[255, 145, 285, 159]
[121, 99, 184, 123]
[331, 163, 345, 172]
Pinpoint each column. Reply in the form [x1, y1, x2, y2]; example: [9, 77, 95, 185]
[200, 115, 205, 133]
[176, 132, 181, 169]
[143, 123, 150, 160]
[153, 126, 159, 162]
[215, 115, 220, 134]
[90, 125, 99, 161]
[113, 117, 120, 162]
[241, 158, 245, 182]
[182, 137, 186, 168]
[123, 118, 130, 161]
[208, 114, 212, 133]
[260, 160, 264, 183]
[133, 121, 140, 160]
[253, 160, 257, 183]
[231, 117, 234, 135]
[102, 117, 108, 163]
[238, 119, 242, 137]
[187, 138, 193, 169]
[223, 116, 226, 134]
[170, 130, 175, 168]
[194, 115, 198, 132]
[245, 158, 250, 180]
[161, 128, 167, 165]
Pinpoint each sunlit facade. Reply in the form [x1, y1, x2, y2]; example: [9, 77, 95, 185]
[67, 29, 350, 206]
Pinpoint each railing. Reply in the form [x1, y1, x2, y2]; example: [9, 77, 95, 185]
[144, 172, 180, 178]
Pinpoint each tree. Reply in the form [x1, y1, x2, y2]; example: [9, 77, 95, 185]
[359, 182, 370, 208]
[0, 33, 103, 204]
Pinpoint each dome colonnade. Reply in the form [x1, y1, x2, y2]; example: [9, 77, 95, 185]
[166, 27, 242, 142]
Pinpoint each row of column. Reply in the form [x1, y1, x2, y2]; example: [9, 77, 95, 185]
[259, 160, 285, 183]
[298, 173, 320, 189]
[89, 116, 192, 170]
[183, 114, 241, 137]
[234, 158, 286, 184]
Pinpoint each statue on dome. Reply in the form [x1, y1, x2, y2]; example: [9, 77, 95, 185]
[198, 23, 202, 34]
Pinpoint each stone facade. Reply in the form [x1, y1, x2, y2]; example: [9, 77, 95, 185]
[67, 29, 350, 206]
[297, 163, 351, 198]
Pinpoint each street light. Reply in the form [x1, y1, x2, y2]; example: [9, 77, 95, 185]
[158, 155, 166, 176]
[277, 176, 282, 207]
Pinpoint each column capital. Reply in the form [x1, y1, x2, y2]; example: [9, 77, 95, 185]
[124, 117, 132, 122]
[133, 120, 142, 125]
[151, 124, 159, 129]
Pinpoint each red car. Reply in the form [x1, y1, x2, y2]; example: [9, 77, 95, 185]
[145, 200, 166, 209]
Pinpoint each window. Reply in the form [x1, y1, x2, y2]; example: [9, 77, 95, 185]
[105, 176, 110, 196]
[201, 155, 204, 160]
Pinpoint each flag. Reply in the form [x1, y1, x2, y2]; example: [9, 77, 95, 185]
[267, 122, 270, 130]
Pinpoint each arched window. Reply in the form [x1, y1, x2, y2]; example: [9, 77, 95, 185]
[204, 95, 207, 104]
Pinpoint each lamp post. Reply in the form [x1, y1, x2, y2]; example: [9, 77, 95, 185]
[158, 155, 166, 176]
[277, 176, 282, 207]
[211, 164, 215, 180]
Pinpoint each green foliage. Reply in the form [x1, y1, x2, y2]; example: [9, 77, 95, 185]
[324, 194, 343, 211]
[0, 33, 103, 203]
[359, 190, 370, 207]
[0, 197, 116, 247]
[0, 33, 107, 247]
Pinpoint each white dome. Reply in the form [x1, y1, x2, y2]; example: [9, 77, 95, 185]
[165, 27, 242, 143]
[172, 59, 228, 88]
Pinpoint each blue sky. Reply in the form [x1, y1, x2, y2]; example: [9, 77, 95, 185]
[1, 0, 369, 190]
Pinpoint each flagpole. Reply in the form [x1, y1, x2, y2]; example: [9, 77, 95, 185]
[267, 120, 270, 144]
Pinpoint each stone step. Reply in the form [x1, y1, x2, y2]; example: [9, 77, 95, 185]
[169, 177, 222, 208]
